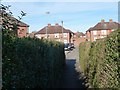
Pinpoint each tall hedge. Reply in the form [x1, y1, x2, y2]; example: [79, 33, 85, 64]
[79, 41, 91, 75]
[2, 4, 65, 89]
[3, 35, 65, 88]
[87, 39, 105, 88]
[100, 29, 120, 88]
[79, 29, 120, 88]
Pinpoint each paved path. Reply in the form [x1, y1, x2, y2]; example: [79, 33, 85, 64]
[58, 47, 87, 88]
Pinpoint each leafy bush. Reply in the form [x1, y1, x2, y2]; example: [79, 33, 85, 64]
[100, 29, 120, 88]
[2, 4, 65, 88]
[79, 41, 91, 75]
[3, 36, 65, 88]
[79, 29, 120, 88]
[87, 39, 105, 88]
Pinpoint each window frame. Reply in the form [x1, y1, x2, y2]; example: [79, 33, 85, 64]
[54, 33, 59, 38]
[63, 33, 67, 38]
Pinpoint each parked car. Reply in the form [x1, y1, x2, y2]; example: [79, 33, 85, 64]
[69, 43, 75, 49]
[64, 43, 70, 51]
[64, 43, 75, 51]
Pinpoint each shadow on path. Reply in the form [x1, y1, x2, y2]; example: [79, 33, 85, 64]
[58, 59, 87, 88]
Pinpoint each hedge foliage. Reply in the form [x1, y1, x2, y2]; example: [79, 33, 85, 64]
[1, 4, 65, 89]
[79, 29, 120, 88]
[3, 33, 65, 88]
[79, 41, 91, 75]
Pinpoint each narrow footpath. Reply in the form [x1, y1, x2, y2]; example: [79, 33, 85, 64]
[59, 47, 87, 88]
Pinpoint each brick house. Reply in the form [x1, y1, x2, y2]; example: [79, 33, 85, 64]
[73, 32, 86, 46]
[0, 10, 29, 38]
[86, 19, 120, 41]
[17, 21, 29, 38]
[35, 23, 74, 43]
[28, 31, 36, 38]
[10, 17, 29, 38]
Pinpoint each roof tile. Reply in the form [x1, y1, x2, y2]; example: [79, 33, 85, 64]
[35, 25, 73, 34]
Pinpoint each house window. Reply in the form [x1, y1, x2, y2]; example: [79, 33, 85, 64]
[35, 34, 41, 39]
[64, 40, 67, 43]
[54, 33, 59, 38]
[88, 39, 90, 41]
[56, 39, 60, 42]
[101, 36, 104, 38]
[63, 33, 67, 37]
[19, 30, 22, 34]
[93, 31, 97, 35]
[101, 30, 107, 35]
[22, 29, 24, 31]
[94, 37, 97, 41]
[19, 29, 25, 34]
[111, 29, 114, 31]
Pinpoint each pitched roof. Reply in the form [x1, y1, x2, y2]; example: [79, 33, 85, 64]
[35, 25, 73, 34]
[92, 22, 120, 30]
[91, 19, 120, 31]
[74, 32, 85, 36]
[11, 17, 29, 27]
[66, 29, 74, 33]
[0, 10, 29, 27]
[86, 27, 93, 32]
[86, 20, 120, 32]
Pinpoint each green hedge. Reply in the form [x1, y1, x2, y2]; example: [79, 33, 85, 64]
[79, 29, 120, 88]
[79, 41, 91, 75]
[3, 34, 65, 88]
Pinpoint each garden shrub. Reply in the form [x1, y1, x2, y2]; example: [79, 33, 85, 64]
[79, 41, 91, 75]
[99, 29, 120, 88]
[79, 29, 120, 88]
[3, 36, 65, 88]
[2, 4, 65, 88]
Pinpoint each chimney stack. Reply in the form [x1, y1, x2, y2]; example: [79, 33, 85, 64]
[48, 23, 51, 27]
[109, 19, 113, 22]
[55, 23, 59, 26]
[101, 19, 105, 23]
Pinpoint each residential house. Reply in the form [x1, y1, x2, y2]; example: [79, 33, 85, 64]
[86, 19, 120, 41]
[73, 32, 86, 46]
[0, 10, 29, 38]
[35, 23, 74, 43]
[9, 17, 29, 38]
[28, 31, 36, 38]
[74, 32, 86, 38]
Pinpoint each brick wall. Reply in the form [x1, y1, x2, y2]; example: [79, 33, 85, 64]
[73, 37, 86, 47]
[86, 29, 114, 42]
[35, 33, 72, 43]
[17, 26, 28, 38]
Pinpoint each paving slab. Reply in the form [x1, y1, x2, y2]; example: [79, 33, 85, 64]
[58, 47, 87, 88]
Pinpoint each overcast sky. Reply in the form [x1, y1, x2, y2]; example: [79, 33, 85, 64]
[1, 2, 118, 33]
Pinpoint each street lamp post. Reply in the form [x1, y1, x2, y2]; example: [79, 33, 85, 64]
[46, 11, 50, 39]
